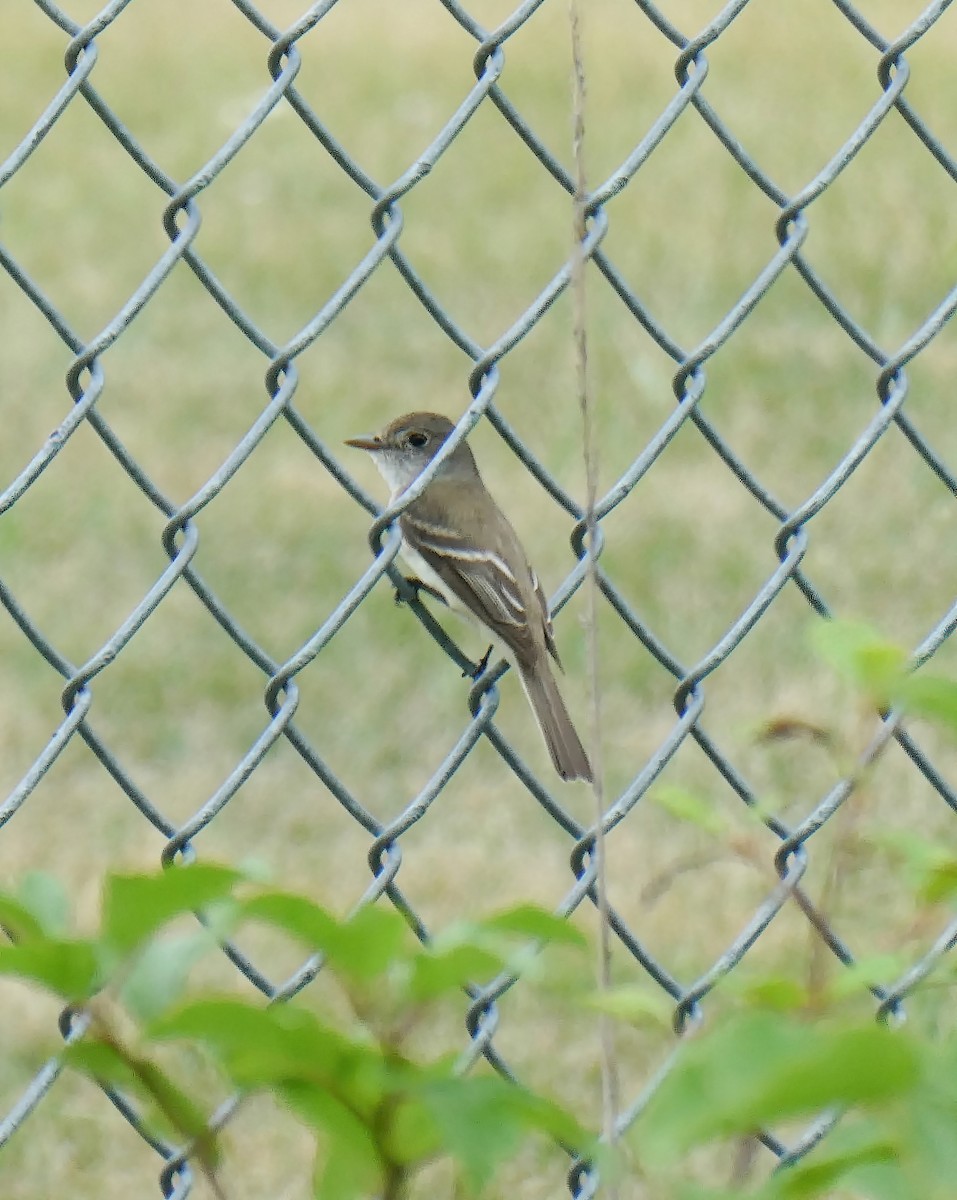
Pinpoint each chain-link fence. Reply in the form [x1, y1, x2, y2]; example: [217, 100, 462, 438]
[2, 0, 956, 1195]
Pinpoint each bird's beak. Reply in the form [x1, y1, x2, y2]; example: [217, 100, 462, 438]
[344, 434, 382, 452]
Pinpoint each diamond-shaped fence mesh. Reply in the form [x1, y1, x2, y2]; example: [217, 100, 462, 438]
[1, 0, 956, 1195]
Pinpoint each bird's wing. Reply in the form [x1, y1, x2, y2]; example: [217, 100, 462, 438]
[400, 507, 541, 663]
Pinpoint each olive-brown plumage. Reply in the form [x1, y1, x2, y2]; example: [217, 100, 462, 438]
[346, 412, 591, 782]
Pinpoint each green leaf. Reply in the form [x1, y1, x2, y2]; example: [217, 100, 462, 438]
[279, 1082, 384, 1200]
[898, 1078, 957, 1193]
[0, 940, 101, 999]
[921, 860, 957, 904]
[102, 864, 243, 955]
[810, 620, 907, 705]
[641, 1013, 921, 1163]
[240, 891, 340, 948]
[150, 997, 323, 1076]
[896, 674, 957, 734]
[312, 1136, 381, 1200]
[0, 895, 46, 943]
[406, 943, 510, 1001]
[333, 906, 414, 979]
[584, 985, 673, 1028]
[384, 1094, 444, 1165]
[498, 1084, 591, 1150]
[242, 895, 412, 981]
[121, 931, 218, 1021]
[735, 976, 809, 1012]
[648, 786, 726, 835]
[402, 908, 589, 1003]
[824, 955, 908, 1001]
[17, 872, 70, 937]
[772, 1138, 898, 1199]
[407, 915, 561, 1000]
[764, 1022, 920, 1110]
[479, 904, 587, 948]
[150, 999, 387, 1107]
[417, 1076, 588, 1191]
[417, 1077, 532, 1192]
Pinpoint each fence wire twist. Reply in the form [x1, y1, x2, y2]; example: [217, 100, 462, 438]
[1, 0, 956, 1196]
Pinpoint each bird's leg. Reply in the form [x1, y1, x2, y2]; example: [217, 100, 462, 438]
[394, 575, 447, 607]
[464, 643, 494, 680]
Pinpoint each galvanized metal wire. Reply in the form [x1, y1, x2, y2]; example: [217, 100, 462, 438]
[1, 0, 956, 1195]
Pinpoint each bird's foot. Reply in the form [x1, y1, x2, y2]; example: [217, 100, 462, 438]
[394, 576, 447, 607]
[464, 643, 494, 680]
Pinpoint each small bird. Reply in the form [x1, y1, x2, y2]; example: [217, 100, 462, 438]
[346, 412, 592, 783]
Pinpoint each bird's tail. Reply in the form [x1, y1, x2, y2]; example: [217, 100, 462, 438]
[518, 660, 592, 783]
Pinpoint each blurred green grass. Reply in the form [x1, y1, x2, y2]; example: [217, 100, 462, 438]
[1, 0, 956, 1196]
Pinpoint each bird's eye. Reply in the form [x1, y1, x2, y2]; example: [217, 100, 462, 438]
[406, 431, 429, 448]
